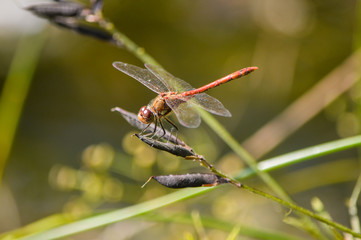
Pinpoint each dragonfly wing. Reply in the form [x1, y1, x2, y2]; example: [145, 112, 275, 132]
[192, 93, 231, 117]
[167, 99, 201, 128]
[113, 62, 168, 94]
[145, 64, 194, 92]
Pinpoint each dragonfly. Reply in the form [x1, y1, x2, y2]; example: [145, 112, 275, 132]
[113, 62, 258, 137]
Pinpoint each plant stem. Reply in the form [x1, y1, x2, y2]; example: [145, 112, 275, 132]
[101, 20, 161, 67]
[241, 183, 361, 238]
[348, 174, 361, 238]
[0, 33, 46, 182]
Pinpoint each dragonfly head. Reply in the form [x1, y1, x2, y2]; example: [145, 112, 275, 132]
[138, 106, 154, 124]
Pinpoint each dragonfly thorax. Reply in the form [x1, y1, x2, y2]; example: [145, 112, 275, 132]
[152, 95, 172, 116]
[138, 95, 173, 125]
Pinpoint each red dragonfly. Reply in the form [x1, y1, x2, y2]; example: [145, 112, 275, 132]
[113, 62, 258, 135]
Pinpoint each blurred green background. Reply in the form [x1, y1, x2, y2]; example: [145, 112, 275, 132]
[0, 0, 360, 239]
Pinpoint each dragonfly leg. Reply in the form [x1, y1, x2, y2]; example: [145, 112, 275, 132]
[140, 123, 151, 135]
[143, 117, 158, 138]
[158, 118, 167, 140]
[164, 117, 179, 144]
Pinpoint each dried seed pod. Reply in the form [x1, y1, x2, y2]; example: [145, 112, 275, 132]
[142, 173, 231, 189]
[111, 107, 185, 146]
[135, 134, 194, 158]
[26, 2, 85, 19]
[52, 17, 114, 41]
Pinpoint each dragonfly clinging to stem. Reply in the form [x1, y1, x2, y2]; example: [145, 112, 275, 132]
[113, 62, 258, 138]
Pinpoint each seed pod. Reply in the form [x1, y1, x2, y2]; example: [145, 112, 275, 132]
[51, 17, 114, 42]
[135, 134, 194, 158]
[142, 173, 231, 189]
[111, 107, 185, 146]
[26, 2, 85, 19]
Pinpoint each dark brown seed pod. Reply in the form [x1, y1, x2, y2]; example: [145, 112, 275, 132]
[142, 173, 231, 189]
[111, 107, 185, 146]
[135, 134, 194, 158]
[26, 2, 85, 19]
[52, 17, 114, 42]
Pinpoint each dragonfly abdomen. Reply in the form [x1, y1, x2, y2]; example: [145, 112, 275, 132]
[181, 66, 258, 97]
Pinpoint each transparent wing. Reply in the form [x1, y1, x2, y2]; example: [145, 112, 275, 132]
[166, 97, 201, 128]
[145, 64, 230, 125]
[191, 93, 232, 117]
[145, 64, 194, 92]
[113, 62, 168, 94]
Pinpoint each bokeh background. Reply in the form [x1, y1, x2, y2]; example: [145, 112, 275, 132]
[0, 0, 360, 239]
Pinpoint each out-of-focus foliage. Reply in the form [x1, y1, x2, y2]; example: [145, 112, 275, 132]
[0, 0, 360, 239]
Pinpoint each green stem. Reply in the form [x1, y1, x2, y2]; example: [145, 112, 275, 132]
[255, 135, 361, 174]
[198, 153, 359, 237]
[0, 33, 46, 182]
[348, 174, 361, 236]
[241, 184, 361, 238]
[102, 20, 161, 67]
[199, 110, 290, 199]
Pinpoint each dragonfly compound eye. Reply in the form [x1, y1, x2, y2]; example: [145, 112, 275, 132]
[138, 106, 154, 124]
